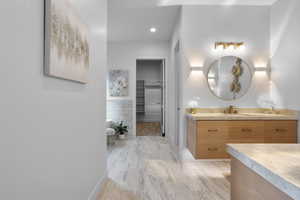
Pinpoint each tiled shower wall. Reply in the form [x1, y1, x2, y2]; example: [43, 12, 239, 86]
[107, 99, 133, 135]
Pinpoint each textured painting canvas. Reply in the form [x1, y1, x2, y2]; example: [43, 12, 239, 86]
[108, 70, 129, 97]
[45, 0, 89, 83]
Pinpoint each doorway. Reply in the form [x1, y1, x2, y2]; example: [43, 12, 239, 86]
[136, 59, 165, 137]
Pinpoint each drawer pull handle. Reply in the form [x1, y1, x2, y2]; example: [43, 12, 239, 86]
[208, 129, 218, 132]
[242, 128, 252, 132]
[208, 147, 218, 151]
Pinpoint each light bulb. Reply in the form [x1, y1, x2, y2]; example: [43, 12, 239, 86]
[150, 27, 157, 33]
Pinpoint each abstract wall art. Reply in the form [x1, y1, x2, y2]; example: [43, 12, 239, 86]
[45, 0, 90, 83]
[108, 70, 129, 97]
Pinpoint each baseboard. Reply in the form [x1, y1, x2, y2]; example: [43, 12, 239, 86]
[88, 171, 108, 200]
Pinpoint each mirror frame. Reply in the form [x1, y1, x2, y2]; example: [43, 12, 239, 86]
[205, 56, 254, 101]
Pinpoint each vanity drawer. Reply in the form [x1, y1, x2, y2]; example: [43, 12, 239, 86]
[197, 143, 228, 159]
[264, 138, 297, 144]
[197, 121, 227, 141]
[264, 121, 297, 139]
[227, 121, 265, 139]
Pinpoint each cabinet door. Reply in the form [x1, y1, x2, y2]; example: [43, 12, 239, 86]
[197, 121, 227, 142]
[196, 121, 228, 158]
[264, 121, 297, 143]
[227, 121, 265, 140]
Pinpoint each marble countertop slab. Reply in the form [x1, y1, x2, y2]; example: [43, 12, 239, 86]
[186, 112, 298, 121]
[227, 144, 300, 200]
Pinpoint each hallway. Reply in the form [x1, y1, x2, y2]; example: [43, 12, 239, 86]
[98, 137, 230, 200]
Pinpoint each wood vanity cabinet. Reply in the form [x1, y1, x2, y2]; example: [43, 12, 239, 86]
[187, 120, 298, 159]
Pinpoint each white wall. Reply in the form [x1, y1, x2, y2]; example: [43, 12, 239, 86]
[270, 0, 300, 109]
[270, 0, 300, 142]
[108, 41, 170, 136]
[0, 1, 16, 199]
[169, 10, 182, 151]
[181, 5, 271, 108]
[0, 0, 107, 199]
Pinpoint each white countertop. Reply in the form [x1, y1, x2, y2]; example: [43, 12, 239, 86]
[187, 112, 298, 121]
[227, 144, 300, 200]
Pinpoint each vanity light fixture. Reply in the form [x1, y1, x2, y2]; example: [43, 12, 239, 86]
[215, 42, 245, 51]
[254, 66, 271, 79]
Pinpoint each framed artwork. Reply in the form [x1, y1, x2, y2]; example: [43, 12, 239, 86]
[44, 0, 90, 83]
[108, 70, 129, 97]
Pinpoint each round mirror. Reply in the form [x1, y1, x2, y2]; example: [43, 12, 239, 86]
[206, 56, 252, 101]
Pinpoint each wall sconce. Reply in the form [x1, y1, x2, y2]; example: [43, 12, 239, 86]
[190, 66, 204, 72]
[215, 42, 245, 51]
[254, 66, 271, 79]
[255, 67, 268, 72]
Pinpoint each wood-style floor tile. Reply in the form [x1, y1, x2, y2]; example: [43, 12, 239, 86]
[98, 137, 230, 200]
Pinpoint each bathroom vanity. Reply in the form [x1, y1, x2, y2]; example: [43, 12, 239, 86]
[186, 109, 298, 159]
[186, 57, 298, 158]
[227, 144, 300, 200]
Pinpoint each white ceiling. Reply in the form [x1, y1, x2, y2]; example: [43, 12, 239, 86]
[108, 0, 180, 42]
[108, 0, 278, 42]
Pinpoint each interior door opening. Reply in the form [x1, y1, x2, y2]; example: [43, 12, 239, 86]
[136, 59, 166, 137]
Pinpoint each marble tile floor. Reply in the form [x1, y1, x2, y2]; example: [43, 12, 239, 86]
[97, 137, 230, 200]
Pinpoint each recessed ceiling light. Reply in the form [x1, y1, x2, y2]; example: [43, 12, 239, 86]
[150, 27, 157, 33]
